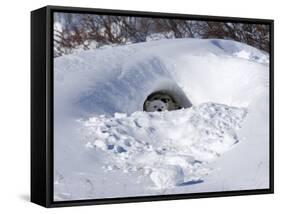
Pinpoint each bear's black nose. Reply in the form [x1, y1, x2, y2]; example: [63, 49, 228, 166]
[157, 109, 162, 112]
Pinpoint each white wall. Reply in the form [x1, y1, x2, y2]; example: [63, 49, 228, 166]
[0, 0, 279, 212]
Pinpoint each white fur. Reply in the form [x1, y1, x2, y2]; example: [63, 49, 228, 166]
[145, 100, 168, 112]
[144, 93, 180, 112]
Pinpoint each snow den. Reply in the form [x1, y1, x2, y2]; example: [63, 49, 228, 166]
[143, 89, 192, 112]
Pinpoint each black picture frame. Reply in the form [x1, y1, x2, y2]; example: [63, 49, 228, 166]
[31, 5, 274, 208]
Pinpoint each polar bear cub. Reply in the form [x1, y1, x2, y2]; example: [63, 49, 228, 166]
[144, 92, 181, 112]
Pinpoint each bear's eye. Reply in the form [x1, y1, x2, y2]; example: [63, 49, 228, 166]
[154, 105, 157, 108]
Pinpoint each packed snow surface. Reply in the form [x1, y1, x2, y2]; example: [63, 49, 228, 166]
[54, 38, 269, 200]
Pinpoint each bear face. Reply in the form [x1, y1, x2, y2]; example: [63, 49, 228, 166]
[145, 100, 168, 112]
[144, 92, 181, 112]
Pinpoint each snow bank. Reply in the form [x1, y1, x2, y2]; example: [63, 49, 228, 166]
[82, 103, 247, 189]
[54, 38, 268, 118]
[54, 38, 269, 200]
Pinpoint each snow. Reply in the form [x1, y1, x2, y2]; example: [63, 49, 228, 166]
[81, 103, 247, 189]
[150, 165, 185, 189]
[54, 38, 269, 200]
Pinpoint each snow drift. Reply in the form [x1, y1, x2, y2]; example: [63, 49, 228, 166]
[54, 38, 269, 200]
[82, 103, 247, 189]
